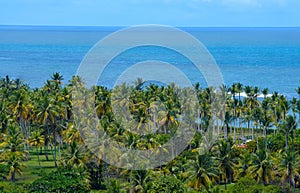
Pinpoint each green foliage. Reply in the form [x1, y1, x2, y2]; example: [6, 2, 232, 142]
[228, 177, 284, 193]
[148, 175, 186, 193]
[1, 75, 300, 192]
[228, 177, 264, 193]
[245, 140, 256, 153]
[0, 164, 9, 180]
[267, 134, 285, 152]
[0, 182, 28, 193]
[28, 167, 90, 193]
[262, 185, 284, 193]
[106, 180, 121, 193]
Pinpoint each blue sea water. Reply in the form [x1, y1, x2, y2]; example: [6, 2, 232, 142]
[0, 25, 300, 98]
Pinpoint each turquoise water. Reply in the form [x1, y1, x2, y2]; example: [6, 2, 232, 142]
[0, 26, 300, 98]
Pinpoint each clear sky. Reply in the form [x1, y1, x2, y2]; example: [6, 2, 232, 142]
[1, 0, 299, 27]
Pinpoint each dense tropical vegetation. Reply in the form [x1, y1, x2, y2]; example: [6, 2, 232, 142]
[0, 73, 300, 192]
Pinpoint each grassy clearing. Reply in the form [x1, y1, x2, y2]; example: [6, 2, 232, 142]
[15, 147, 57, 184]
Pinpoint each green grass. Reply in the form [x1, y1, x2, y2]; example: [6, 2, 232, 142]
[15, 147, 57, 184]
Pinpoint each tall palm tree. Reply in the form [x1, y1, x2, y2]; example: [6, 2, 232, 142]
[260, 98, 274, 140]
[216, 139, 236, 189]
[280, 115, 297, 150]
[8, 89, 32, 150]
[28, 131, 44, 167]
[35, 91, 61, 167]
[236, 83, 243, 102]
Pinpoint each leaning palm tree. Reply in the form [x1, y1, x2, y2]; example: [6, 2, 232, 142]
[186, 152, 219, 191]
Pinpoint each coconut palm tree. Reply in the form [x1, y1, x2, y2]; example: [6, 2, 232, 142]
[28, 131, 44, 167]
[260, 98, 274, 140]
[128, 170, 152, 193]
[280, 115, 297, 150]
[296, 87, 300, 99]
[262, 88, 269, 99]
[216, 139, 237, 189]
[0, 126, 24, 154]
[236, 83, 243, 102]
[248, 149, 274, 185]
[236, 152, 251, 179]
[186, 152, 219, 191]
[35, 91, 61, 167]
[1, 152, 25, 182]
[60, 141, 89, 169]
[8, 89, 32, 150]
[279, 149, 300, 191]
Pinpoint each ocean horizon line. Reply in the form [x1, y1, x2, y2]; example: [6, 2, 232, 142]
[1, 24, 300, 30]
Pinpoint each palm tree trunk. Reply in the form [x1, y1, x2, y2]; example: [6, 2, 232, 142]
[52, 125, 58, 167]
[286, 133, 289, 150]
[36, 146, 41, 168]
[45, 143, 49, 161]
[11, 170, 15, 182]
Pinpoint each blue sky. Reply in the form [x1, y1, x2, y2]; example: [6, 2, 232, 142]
[1, 0, 299, 26]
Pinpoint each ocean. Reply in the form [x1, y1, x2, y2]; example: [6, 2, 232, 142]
[0, 25, 300, 98]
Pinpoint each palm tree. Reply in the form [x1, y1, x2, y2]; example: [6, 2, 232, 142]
[35, 91, 60, 166]
[28, 131, 44, 167]
[216, 139, 236, 189]
[236, 83, 243, 101]
[60, 141, 89, 169]
[280, 115, 297, 150]
[262, 88, 269, 99]
[8, 89, 32, 150]
[1, 152, 24, 182]
[296, 87, 300, 99]
[0, 126, 24, 154]
[279, 149, 300, 191]
[50, 72, 64, 91]
[297, 99, 300, 123]
[236, 152, 251, 179]
[248, 149, 274, 185]
[128, 170, 152, 193]
[186, 152, 219, 191]
[223, 111, 233, 140]
[260, 98, 274, 140]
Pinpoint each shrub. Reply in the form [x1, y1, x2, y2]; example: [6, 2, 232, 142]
[228, 177, 264, 193]
[148, 175, 186, 193]
[0, 182, 28, 193]
[262, 185, 284, 193]
[28, 167, 90, 193]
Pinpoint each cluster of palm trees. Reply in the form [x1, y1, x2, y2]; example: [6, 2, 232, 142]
[0, 73, 300, 192]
